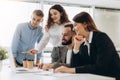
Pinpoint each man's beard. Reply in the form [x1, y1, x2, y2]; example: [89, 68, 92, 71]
[62, 37, 72, 45]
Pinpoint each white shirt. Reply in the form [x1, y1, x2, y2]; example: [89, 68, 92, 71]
[84, 31, 93, 55]
[66, 49, 72, 64]
[37, 23, 65, 52]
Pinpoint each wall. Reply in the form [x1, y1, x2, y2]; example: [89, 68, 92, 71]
[94, 8, 120, 51]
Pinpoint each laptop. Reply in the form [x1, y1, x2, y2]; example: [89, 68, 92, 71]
[8, 51, 43, 73]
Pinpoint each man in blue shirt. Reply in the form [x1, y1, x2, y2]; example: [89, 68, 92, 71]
[11, 10, 44, 67]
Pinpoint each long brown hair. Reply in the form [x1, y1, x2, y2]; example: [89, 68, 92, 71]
[46, 4, 70, 29]
[73, 12, 99, 32]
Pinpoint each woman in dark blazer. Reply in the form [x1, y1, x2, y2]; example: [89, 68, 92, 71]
[54, 12, 120, 80]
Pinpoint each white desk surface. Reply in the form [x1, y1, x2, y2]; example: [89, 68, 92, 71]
[0, 65, 115, 80]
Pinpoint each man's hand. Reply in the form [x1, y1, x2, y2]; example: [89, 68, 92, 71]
[42, 64, 54, 70]
[14, 57, 20, 67]
[37, 63, 44, 69]
[38, 63, 54, 71]
[15, 63, 19, 67]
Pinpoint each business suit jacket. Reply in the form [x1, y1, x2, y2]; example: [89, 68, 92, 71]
[71, 31, 120, 80]
[51, 46, 69, 68]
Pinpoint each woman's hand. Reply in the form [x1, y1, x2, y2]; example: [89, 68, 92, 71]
[29, 49, 38, 55]
[74, 35, 84, 50]
[54, 66, 75, 73]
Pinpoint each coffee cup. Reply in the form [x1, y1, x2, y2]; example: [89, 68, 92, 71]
[27, 59, 34, 69]
[23, 59, 27, 68]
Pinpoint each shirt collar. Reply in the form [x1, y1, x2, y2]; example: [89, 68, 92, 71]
[28, 22, 37, 30]
[84, 31, 93, 45]
[89, 31, 93, 44]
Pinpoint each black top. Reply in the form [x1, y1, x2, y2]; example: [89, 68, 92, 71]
[70, 31, 120, 80]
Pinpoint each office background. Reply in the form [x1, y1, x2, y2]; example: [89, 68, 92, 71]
[0, 0, 120, 64]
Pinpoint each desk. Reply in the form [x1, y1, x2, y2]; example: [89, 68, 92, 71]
[0, 65, 115, 80]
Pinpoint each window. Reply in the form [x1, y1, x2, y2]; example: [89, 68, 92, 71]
[0, 1, 40, 48]
[0, 1, 92, 64]
[0, 1, 92, 49]
[94, 8, 120, 51]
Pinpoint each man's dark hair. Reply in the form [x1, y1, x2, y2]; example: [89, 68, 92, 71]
[64, 23, 75, 33]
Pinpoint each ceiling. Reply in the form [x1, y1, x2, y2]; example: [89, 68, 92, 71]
[7, 0, 120, 9]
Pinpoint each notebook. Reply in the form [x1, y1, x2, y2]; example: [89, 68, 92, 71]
[8, 51, 43, 73]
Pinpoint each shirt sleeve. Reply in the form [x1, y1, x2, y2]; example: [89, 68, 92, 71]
[73, 49, 79, 54]
[37, 31, 50, 53]
[11, 24, 21, 57]
[36, 27, 44, 59]
[36, 52, 42, 59]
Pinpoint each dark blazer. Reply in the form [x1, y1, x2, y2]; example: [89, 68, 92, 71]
[71, 31, 120, 80]
[51, 46, 69, 68]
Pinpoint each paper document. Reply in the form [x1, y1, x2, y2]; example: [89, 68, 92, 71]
[35, 70, 73, 77]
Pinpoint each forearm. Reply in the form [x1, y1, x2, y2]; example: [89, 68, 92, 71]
[74, 43, 80, 51]
[53, 62, 70, 69]
[54, 66, 75, 73]
[37, 34, 49, 52]
[36, 58, 40, 64]
[67, 68, 75, 73]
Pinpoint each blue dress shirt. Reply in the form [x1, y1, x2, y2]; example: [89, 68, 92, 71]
[11, 22, 43, 64]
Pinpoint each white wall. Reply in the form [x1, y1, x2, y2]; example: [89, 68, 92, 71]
[94, 8, 120, 50]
